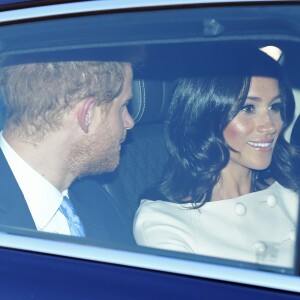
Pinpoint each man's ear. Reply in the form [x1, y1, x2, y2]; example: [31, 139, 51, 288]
[77, 97, 96, 133]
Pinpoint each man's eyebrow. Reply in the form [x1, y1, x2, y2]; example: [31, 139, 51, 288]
[246, 95, 281, 101]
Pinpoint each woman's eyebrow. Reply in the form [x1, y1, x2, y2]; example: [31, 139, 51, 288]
[272, 95, 282, 101]
[246, 95, 281, 101]
[246, 96, 261, 101]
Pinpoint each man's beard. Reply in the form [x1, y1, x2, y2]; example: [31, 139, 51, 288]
[67, 126, 125, 179]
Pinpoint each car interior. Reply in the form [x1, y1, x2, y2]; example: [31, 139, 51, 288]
[94, 40, 300, 274]
[95, 42, 300, 224]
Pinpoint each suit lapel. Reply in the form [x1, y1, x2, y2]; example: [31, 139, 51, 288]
[69, 188, 110, 241]
[69, 179, 135, 246]
[0, 149, 36, 229]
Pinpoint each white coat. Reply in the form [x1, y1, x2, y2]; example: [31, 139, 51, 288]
[134, 182, 298, 268]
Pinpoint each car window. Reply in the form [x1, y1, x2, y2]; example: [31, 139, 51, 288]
[0, 0, 299, 293]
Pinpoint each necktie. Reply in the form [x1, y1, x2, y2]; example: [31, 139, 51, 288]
[59, 196, 85, 237]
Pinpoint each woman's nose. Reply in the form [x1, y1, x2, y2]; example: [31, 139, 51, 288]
[257, 113, 277, 134]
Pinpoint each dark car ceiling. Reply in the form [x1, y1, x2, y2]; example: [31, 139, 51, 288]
[0, 3, 300, 84]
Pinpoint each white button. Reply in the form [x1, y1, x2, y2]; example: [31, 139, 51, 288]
[234, 203, 247, 216]
[289, 230, 296, 242]
[253, 241, 267, 253]
[266, 195, 277, 208]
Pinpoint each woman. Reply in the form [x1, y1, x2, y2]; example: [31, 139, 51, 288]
[133, 47, 300, 268]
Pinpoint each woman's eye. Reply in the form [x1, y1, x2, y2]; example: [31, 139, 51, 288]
[241, 104, 255, 113]
[269, 102, 282, 112]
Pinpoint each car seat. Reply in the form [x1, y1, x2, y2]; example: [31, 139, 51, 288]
[96, 78, 174, 223]
[291, 114, 300, 147]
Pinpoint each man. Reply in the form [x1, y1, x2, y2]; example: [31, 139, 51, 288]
[0, 61, 134, 246]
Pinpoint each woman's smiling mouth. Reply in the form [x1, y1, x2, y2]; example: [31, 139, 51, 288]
[247, 140, 273, 151]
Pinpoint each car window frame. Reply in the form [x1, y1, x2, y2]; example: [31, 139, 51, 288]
[0, 0, 299, 294]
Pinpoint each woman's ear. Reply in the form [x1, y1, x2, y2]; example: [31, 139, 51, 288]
[77, 97, 96, 133]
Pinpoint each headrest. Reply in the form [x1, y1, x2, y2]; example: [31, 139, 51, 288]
[0, 79, 175, 129]
[129, 79, 175, 125]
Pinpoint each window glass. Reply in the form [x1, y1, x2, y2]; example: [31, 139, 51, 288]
[0, 3, 299, 278]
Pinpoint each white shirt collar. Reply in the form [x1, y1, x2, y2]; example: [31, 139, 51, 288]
[0, 132, 65, 230]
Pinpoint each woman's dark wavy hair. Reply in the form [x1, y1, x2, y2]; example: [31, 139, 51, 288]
[159, 46, 300, 206]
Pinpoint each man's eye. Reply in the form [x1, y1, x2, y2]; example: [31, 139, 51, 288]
[121, 102, 129, 112]
[270, 102, 282, 112]
[241, 104, 255, 113]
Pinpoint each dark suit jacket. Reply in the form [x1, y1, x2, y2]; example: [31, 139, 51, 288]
[0, 149, 135, 247]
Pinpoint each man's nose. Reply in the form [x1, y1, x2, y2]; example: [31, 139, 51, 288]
[124, 108, 134, 130]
